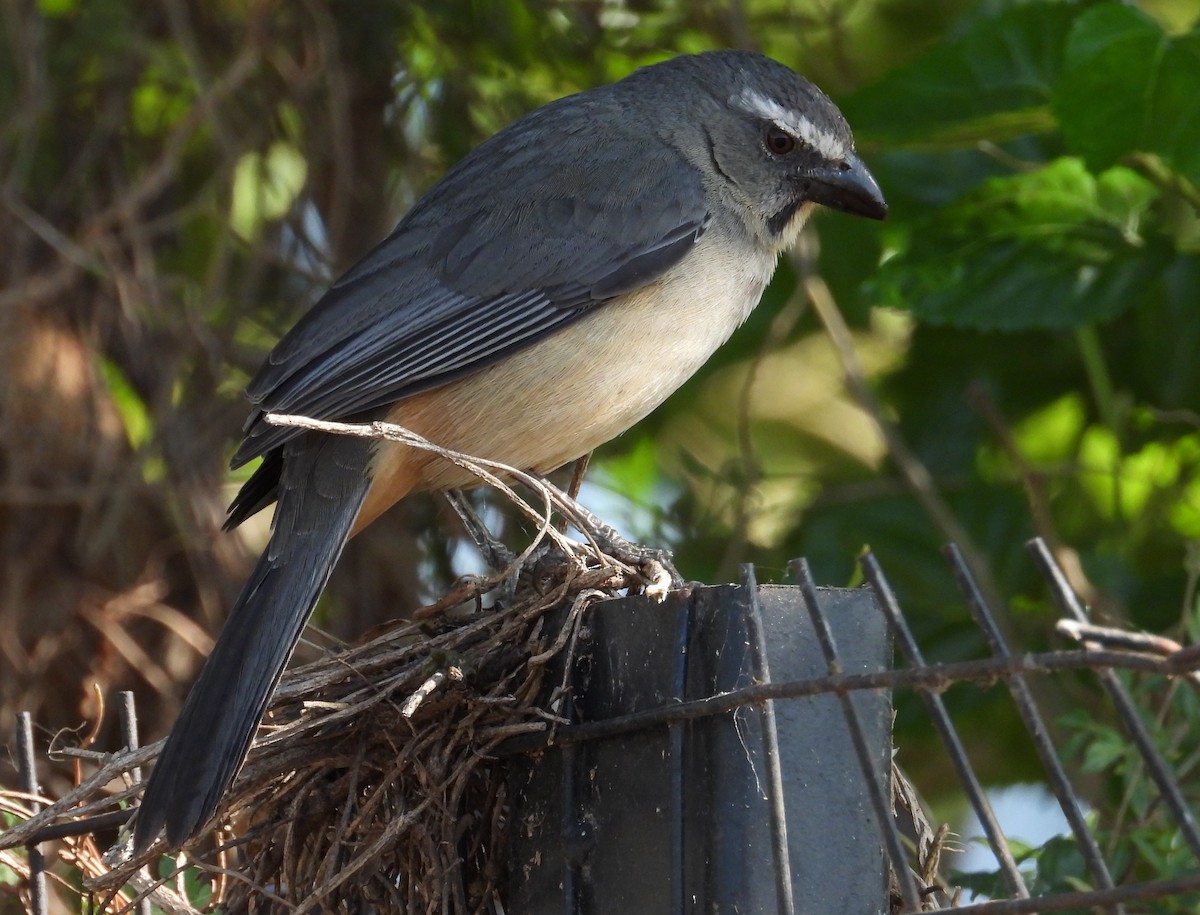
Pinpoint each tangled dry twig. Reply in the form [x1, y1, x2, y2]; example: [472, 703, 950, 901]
[1, 417, 675, 913]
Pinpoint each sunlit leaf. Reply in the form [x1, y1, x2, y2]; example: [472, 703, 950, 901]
[230, 142, 308, 241]
[36, 0, 77, 16]
[131, 62, 191, 135]
[1013, 393, 1087, 464]
[1170, 476, 1200, 537]
[99, 359, 151, 450]
[875, 158, 1170, 329]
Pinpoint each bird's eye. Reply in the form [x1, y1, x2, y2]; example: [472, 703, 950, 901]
[764, 125, 798, 156]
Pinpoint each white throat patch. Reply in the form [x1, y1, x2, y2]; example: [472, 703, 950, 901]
[737, 87, 846, 161]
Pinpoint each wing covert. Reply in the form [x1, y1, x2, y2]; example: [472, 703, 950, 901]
[232, 88, 710, 469]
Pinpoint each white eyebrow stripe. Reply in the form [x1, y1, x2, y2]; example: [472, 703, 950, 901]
[736, 87, 846, 160]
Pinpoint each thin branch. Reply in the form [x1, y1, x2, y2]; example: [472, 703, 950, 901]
[801, 269, 1014, 639]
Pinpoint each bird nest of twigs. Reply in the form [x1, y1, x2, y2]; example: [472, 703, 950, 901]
[0, 416, 675, 913]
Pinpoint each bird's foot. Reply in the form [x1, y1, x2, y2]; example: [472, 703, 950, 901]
[445, 482, 683, 606]
[551, 489, 683, 599]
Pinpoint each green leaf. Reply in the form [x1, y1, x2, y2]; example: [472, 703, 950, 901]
[100, 359, 151, 450]
[1013, 393, 1087, 464]
[842, 3, 1078, 147]
[1055, 4, 1200, 184]
[131, 64, 192, 136]
[230, 143, 308, 241]
[875, 158, 1171, 330]
[36, 0, 77, 15]
[1171, 473, 1200, 537]
[1080, 727, 1129, 774]
[1028, 835, 1092, 898]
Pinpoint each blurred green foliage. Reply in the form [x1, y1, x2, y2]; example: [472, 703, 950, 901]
[592, 0, 1200, 896]
[787, 0, 1200, 620]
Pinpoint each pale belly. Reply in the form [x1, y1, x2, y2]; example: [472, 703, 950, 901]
[357, 231, 778, 525]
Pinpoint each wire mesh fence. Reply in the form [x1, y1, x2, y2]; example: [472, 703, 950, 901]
[2, 535, 1199, 913]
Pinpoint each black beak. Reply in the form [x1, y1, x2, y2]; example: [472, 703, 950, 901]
[805, 152, 887, 221]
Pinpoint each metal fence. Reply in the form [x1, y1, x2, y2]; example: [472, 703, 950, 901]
[3, 536, 1199, 913]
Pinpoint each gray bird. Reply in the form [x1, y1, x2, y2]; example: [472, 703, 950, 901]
[133, 48, 886, 852]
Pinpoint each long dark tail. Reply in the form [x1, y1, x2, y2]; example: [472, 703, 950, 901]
[134, 432, 373, 851]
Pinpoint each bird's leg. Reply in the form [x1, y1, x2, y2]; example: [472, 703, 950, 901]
[551, 452, 594, 537]
[545, 480, 684, 592]
[444, 490, 518, 575]
[567, 452, 591, 500]
[446, 478, 682, 603]
[443, 489, 570, 606]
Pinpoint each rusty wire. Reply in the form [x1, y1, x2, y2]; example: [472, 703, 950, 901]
[2, 535, 1200, 913]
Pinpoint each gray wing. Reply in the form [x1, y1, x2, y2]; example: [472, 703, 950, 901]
[231, 89, 710, 470]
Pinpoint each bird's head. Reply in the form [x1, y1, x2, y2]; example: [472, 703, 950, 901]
[640, 51, 887, 250]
